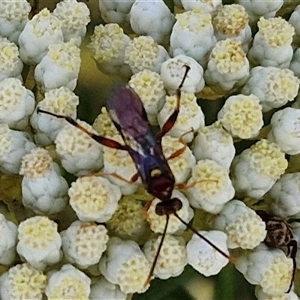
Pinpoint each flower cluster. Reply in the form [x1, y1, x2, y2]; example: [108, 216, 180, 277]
[0, 1, 300, 300]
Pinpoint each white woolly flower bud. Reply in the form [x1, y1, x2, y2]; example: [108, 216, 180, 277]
[161, 136, 196, 183]
[170, 10, 216, 67]
[93, 107, 119, 138]
[158, 93, 204, 143]
[34, 39, 81, 92]
[255, 285, 299, 300]
[99, 0, 135, 26]
[88, 23, 131, 78]
[214, 200, 266, 249]
[99, 237, 151, 294]
[129, 70, 166, 125]
[181, 0, 222, 13]
[45, 264, 91, 300]
[0, 124, 36, 174]
[0, 263, 47, 300]
[187, 230, 229, 276]
[236, 0, 283, 25]
[217, 94, 263, 139]
[0, 78, 34, 130]
[90, 277, 127, 300]
[160, 55, 204, 94]
[0, 213, 17, 265]
[231, 139, 288, 199]
[213, 4, 252, 52]
[18, 8, 63, 65]
[0, 37, 23, 81]
[17, 216, 62, 270]
[248, 17, 294, 68]
[107, 194, 151, 244]
[192, 122, 235, 171]
[186, 159, 235, 214]
[20, 148, 68, 214]
[241, 66, 299, 113]
[68, 176, 121, 223]
[146, 191, 194, 234]
[0, 0, 31, 43]
[55, 120, 103, 176]
[53, 0, 90, 46]
[204, 39, 249, 94]
[268, 108, 300, 155]
[102, 135, 140, 195]
[31, 87, 79, 146]
[267, 173, 300, 219]
[61, 221, 109, 269]
[235, 244, 293, 296]
[130, 0, 175, 45]
[125, 35, 169, 74]
[143, 235, 187, 279]
[290, 48, 300, 78]
[289, 5, 300, 48]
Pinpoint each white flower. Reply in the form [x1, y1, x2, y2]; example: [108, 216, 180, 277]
[213, 4, 252, 52]
[53, 0, 90, 46]
[90, 277, 127, 300]
[158, 93, 204, 143]
[98, 0, 135, 26]
[290, 48, 300, 78]
[45, 264, 91, 300]
[241, 66, 299, 112]
[267, 173, 300, 219]
[289, 4, 300, 48]
[186, 159, 235, 214]
[99, 237, 151, 294]
[161, 135, 196, 183]
[247, 17, 294, 68]
[186, 230, 229, 276]
[204, 39, 249, 94]
[231, 139, 288, 199]
[88, 23, 131, 78]
[146, 190, 194, 234]
[31, 87, 79, 146]
[0, 263, 47, 300]
[93, 107, 119, 138]
[0, 37, 23, 81]
[124, 35, 169, 74]
[191, 121, 235, 171]
[0, 0, 31, 43]
[0, 213, 17, 266]
[255, 285, 299, 300]
[130, 0, 175, 45]
[18, 8, 63, 65]
[0, 124, 36, 174]
[0, 78, 34, 130]
[170, 9, 216, 67]
[160, 54, 204, 94]
[34, 39, 81, 92]
[236, 0, 283, 25]
[129, 69, 166, 125]
[61, 221, 109, 269]
[143, 234, 187, 279]
[235, 244, 293, 295]
[217, 94, 263, 139]
[68, 175, 121, 223]
[17, 216, 62, 270]
[214, 200, 266, 249]
[20, 148, 69, 215]
[181, 0, 222, 13]
[55, 120, 103, 176]
[268, 108, 300, 155]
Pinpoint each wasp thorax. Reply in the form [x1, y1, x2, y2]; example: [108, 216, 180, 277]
[155, 198, 182, 216]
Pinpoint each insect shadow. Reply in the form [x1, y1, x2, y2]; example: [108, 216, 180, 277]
[256, 210, 297, 293]
[38, 65, 232, 285]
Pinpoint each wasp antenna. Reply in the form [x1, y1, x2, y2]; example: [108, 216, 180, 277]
[174, 212, 235, 264]
[144, 215, 170, 288]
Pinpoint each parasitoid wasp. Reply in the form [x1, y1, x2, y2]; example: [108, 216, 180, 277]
[257, 210, 297, 293]
[38, 65, 231, 285]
